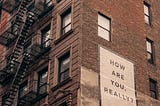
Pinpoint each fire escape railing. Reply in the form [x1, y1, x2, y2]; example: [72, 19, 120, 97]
[0, 0, 53, 47]
[23, 36, 51, 61]
[0, 0, 30, 46]
[17, 80, 49, 106]
[0, 0, 53, 85]
[0, 0, 32, 85]
[1, 0, 21, 13]
[0, 11, 23, 46]
[1, 2, 36, 105]
[0, 0, 53, 106]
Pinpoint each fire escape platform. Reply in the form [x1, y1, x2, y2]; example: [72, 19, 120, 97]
[2, 0, 21, 13]
[0, 0, 53, 105]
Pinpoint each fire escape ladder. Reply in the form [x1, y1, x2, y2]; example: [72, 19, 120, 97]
[0, 0, 33, 84]
[5, 0, 30, 44]
[4, 53, 31, 106]
[2, 8, 36, 106]
[1, 0, 31, 81]
[1, 0, 53, 105]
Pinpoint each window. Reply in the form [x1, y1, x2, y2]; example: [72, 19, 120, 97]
[18, 81, 28, 99]
[98, 13, 111, 41]
[0, 5, 2, 22]
[2, 94, 8, 106]
[41, 24, 50, 47]
[59, 102, 68, 106]
[149, 79, 158, 99]
[38, 67, 48, 95]
[11, 23, 18, 35]
[56, 0, 61, 3]
[144, 2, 151, 24]
[146, 39, 154, 63]
[61, 8, 71, 35]
[44, 0, 52, 7]
[24, 39, 32, 52]
[58, 52, 70, 82]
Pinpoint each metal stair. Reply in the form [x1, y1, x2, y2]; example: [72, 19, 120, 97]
[1, 3, 37, 106]
[4, 53, 31, 106]
[2, 0, 32, 74]
[5, 0, 30, 45]
[2, 12, 35, 106]
[1, 0, 53, 105]
[0, 0, 33, 85]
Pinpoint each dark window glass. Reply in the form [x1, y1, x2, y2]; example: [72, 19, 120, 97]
[18, 81, 28, 99]
[24, 39, 32, 52]
[11, 23, 18, 35]
[58, 52, 70, 82]
[149, 79, 157, 99]
[44, 0, 52, 8]
[38, 67, 48, 95]
[61, 8, 71, 35]
[41, 24, 50, 47]
[6, 54, 11, 65]
[59, 102, 68, 106]
[2, 94, 8, 106]
[146, 39, 154, 64]
[0, 4, 2, 22]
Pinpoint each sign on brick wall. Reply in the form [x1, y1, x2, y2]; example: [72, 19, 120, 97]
[100, 47, 137, 106]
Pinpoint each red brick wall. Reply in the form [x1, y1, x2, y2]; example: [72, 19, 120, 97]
[1, 0, 160, 105]
[0, 6, 8, 70]
[81, 0, 160, 105]
[0, 9, 10, 34]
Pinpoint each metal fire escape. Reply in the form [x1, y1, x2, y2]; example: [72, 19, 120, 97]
[3, 13, 36, 106]
[0, 0, 53, 106]
[0, 0, 33, 82]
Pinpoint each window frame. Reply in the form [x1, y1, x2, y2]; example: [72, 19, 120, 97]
[23, 38, 32, 52]
[98, 13, 111, 41]
[2, 93, 8, 106]
[59, 102, 68, 106]
[37, 66, 48, 95]
[149, 79, 158, 99]
[60, 7, 72, 36]
[58, 51, 70, 83]
[41, 24, 51, 48]
[18, 81, 28, 99]
[0, 4, 2, 23]
[44, 0, 52, 8]
[144, 2, 151, 25]
[146, 38, 154, 64]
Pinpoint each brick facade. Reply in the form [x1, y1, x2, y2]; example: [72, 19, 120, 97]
[80, 0, 160, 106]
[0, 0, 160, 106]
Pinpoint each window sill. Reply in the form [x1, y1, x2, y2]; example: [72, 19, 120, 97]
[148, 60, 155, 65]
[148, 62, 156, 66]
[54, 30, 73, 45]
[56, 0, 62, 3]
[38, 5, 54, 19]
[32, 93, 48, 104]
[51, 77, 72, 92]
[145, 22, 152, 27]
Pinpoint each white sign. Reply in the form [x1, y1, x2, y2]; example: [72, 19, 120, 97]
[100, 47, 137, 106]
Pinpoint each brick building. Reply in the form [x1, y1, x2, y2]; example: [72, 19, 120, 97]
[0, 0, 160, 106]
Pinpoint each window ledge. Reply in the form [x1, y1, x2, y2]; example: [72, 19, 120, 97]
[51, 77, 72, 92]
[54, 30, 73, 44]
[148, 61, 156, 66]
[145, 23, 152, 27]
[56, 0, 62, 3]
[33, 93, 48, 103]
